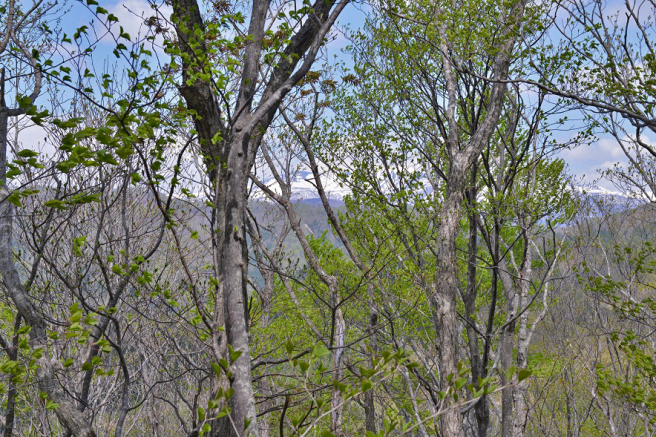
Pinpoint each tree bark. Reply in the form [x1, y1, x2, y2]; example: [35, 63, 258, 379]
[431, 157, 469, 437]
[512, 236, 533, 437]
[331, 304, 346, 437]
[464, 167, 489, 437]
[0, 194, 99, 437]
[427, 1, 527, 433]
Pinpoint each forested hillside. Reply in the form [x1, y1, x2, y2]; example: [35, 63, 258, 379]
[0, 0, 654, 436]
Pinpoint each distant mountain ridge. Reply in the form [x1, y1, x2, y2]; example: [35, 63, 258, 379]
[251, 169, 645, 212]
[252, 170, 348, 206]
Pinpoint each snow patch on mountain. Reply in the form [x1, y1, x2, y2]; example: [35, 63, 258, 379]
[252, 170, 351, 204]
[251, 168, 647, 212]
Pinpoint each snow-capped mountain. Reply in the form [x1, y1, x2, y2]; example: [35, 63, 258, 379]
[574, 185, 628, 198]
[572, 184, 651, 216]
[252, 167, 649, 213]
[251, 167, 443, 205]
[252, 170, 350, 205]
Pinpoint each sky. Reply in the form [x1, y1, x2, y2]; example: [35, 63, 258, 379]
[11, 0, 641, 196]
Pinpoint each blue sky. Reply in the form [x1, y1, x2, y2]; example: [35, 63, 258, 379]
[15, 0, 641, 195]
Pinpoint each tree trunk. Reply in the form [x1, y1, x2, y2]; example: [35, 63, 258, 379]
[499, 242, 517, 437]
[0, 196, 98, 437]
[331, 302, 346, 436]
[431, 158, 469, 437]
[464, 166, 489, 437]
[512, 248, 532, 437]
[218, 132, 259, 436]
[499, 320, 515, 437]
[364, 285, 378, 435]
[427, 1, 526, 432]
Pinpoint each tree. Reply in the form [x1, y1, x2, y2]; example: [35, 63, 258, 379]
[321, 0, 537, 433]
[527, 0, 656, 196]
[165, 0, 349, 435]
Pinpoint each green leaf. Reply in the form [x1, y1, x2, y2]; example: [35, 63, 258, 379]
[44, 199, 67, 210]
[229, 345, 242, 363]
[131, 172, 142, 184]
[7, 192, 22, 207]
[518, 369, 532, 382]
[285, 339, 294, 355]
[116, 146, 134, 159]
[96, 150, 118, 165]
[69, 311, 82, 323]
[16, 149, 39, 158]
[406, 361, 420, 370]
[313, 344, 330, 358]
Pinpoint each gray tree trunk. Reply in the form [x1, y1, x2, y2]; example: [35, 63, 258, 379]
[431, 157, 469, 437]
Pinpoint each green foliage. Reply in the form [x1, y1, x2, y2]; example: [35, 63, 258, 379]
[583, 242, 656, 430]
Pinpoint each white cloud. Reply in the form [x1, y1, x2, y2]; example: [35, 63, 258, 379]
[9, 118, 57, 157]
[558, 137, 627, 189]
[560, 137, 625, 163]
[559, 132, 655, 195]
